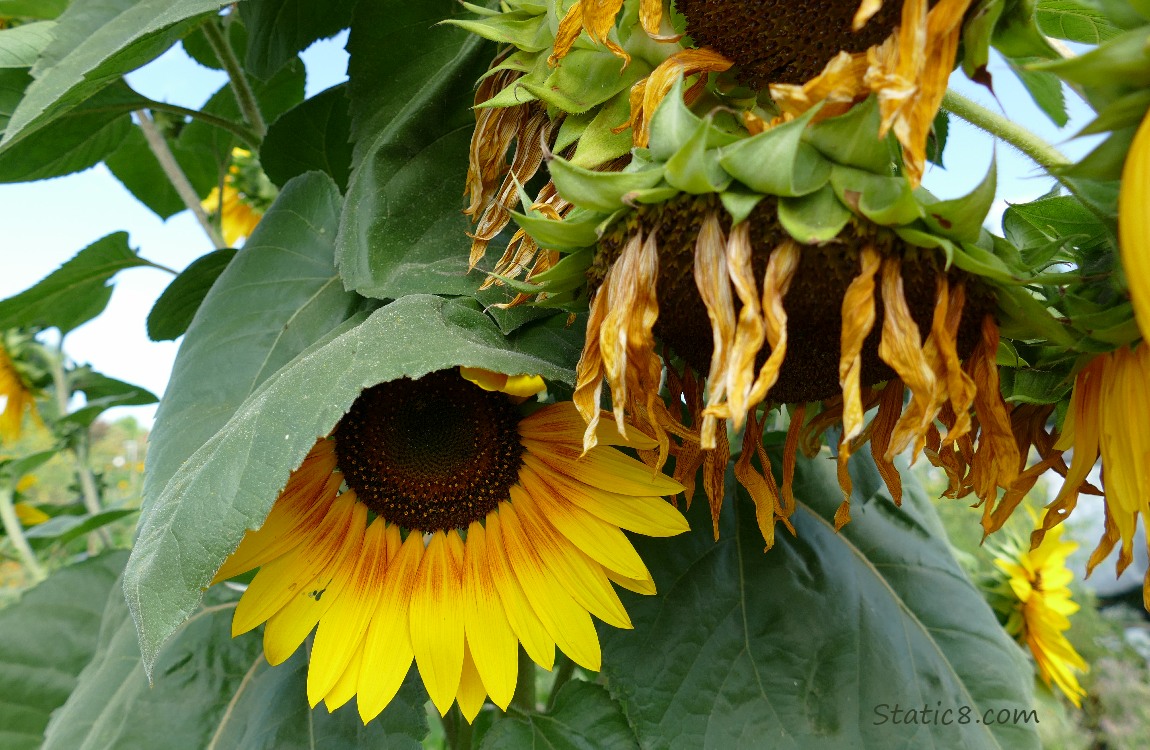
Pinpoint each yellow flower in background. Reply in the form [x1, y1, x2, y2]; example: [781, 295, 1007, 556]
[0, 342, 39, 444]
[1034, 344, 1150, 609]
[202, 184, 263, 247]
[1119, 108, 1150, 340]
[14, 502, 48, 527]
[215, 368, 688, 723]
[993, 521, 1088, 707]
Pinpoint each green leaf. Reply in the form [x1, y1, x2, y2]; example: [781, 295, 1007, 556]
[26, 509, 138, 549]
[601, 455, 1040, 749]
[1006, 57, 1068, 127]
[777, 185, 852, 243]
[664, 115, 733, 194]
[0, 80, 143, 183]
[146, 248, 237, 341]
[518, 48, 649, 114]
[239, 0, 357, 79]
[719, 108, 831, 197]
[548, 155, 665, 212]
[829, 166, 922, 226]
[1036, 0, 1124, 43]
[126, 294, 579, 672]
[337, 0, 493, 299]
[920, 155, 997, 242]
[480, 681, 637, 750]
[261, 84, 353, 191]
[180, 14, 246, 71]
[1032, 28, 1150, 88]
[0, 0, 231, 153]
[0, 0, 67, 18]
[61, 368, 159, 426]
[0, 552, 127, 750]
[0, 232, 147, 334]
[0, 21, 56, 68]
[804, 96, 891, 174]
[143, 172, 357, 512]
[44, 578, 428, 750]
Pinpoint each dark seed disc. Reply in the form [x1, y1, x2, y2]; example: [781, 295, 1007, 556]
[334, 370, 525, 533]
[675, 0, 906, 89]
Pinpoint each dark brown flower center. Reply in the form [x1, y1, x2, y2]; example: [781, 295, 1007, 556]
[589, 193, 992, 404]
[333, 370, 525, 533]
[675, 0, 907, 89]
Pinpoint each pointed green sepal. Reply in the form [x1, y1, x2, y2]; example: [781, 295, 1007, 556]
[804, 97, 892, 174]
[648, 77, 703, 161]
[918, 155, 997, 242]
[830, 166, 922, 226]
[571, 88, 634, 168]
[777, 185, 853, 243]
[519, 48, 650, 114]
[511, 207, 602, 250]
[444, 13, 552, 52]
[719, 188, 765, 225]
[548, 154, 665, 212]
[718, 107, 831, 197]
[664, 115, 733, 194]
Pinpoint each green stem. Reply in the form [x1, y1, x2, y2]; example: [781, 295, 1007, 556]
[0, 485, 46, 582]
[48, 338, 110, 551]
[441, 706, 473, 750]
[135, 109, 227, 249]
[511, 649, 537, 712]
[941, 88, 1070, 173]
[202, 19, 266, 137]
[546, 654, 575, 711]
[138, 100, 261, 149]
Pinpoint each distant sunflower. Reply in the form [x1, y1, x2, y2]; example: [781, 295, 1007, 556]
[990, 518, 1088, 706]
[14, 502, 48, 527]
[201, 148, 272, 247]
[214, 368, 687, 723]
[0, 342, 39, 444]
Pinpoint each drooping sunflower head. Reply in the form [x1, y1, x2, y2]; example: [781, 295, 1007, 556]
[987, 515, 1088, 706]
[509, 81, 1055, 547]
[213, 367, 688, 724]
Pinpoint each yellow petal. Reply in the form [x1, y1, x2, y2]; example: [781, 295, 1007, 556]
[409, 531, 466, 716]
[484, 510, 556, 671]
[462, 521, 519, 710]
[232, 493, 362, 637]
[517, 464, 650, 580]
[693, 211, 736, 449]
[262, 496, 368, 666]
[604, 567, 657, 595]
[522, 453, 689, 536]
[358, 531, 423, 723]
[518, 401, 657, 450]
[456, 642, 489, 724]
[521, 439, 683, 496]
[307, 518, 391, 704]
[14, 502, 49, 526]
[497, 503, 601, 671]
[459, 367, 546, 398]
[511, 485, 633, 630]
[1120, 109, 1150, 341]
[324, 637, 365, 712]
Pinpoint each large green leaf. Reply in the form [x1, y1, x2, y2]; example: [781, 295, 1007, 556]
[239, 0, 357, 79]
[43, 576, 428, 749]
[480, 681, 638, 750]
[0, 0, 230, 152]
[0, 21, 56, 68]
[0, 552, 128, 750]
[0, 80, 146, 183]
[1036, 0, 1124, 43]
[261, 84, 353, 191]
[126, 293, 581, 672]
[143, 172, 357, 510]
[0, 0, 67, 19]
[336, 0, 493, 299]
[146, 248, 237, 341]
[601, 454, 1040, 749]
[0, 232, 148, 333]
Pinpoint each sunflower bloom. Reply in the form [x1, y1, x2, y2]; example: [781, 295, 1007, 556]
[1119, 108, 1150, 340]
[214, 368, 688, 723]
[992, 520, 1088, 706]
[1033, 344, 1150, 610]
[0, 343, 38, 444]
[202, 184, 263, 247]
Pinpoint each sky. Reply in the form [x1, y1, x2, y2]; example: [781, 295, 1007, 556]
[0, 37, 1100, 428]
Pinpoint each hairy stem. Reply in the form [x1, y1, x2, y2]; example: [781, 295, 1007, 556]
[136, 109, 227, 249]
[0, 486, 46, 582]
[140, 99, 261, 149]
[941, 88, 1070, 172]
[442, 706, 473, 750]
[202, 19, 267, 137]
[511, 648, 537, 711]
[546, 654, 575, 711]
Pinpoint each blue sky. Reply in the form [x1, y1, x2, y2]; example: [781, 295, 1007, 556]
[0, 38, 1099, 426]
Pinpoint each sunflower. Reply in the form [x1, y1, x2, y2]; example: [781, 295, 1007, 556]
[213, 367, 688, 723]
[989, 517, 1088, 707]
[504, 85, 1047, 548]
[0, 341, 39, 444]
[14, 501, 48, 527]
[201, 148, 272, 247]
[546, 0, 976, 185]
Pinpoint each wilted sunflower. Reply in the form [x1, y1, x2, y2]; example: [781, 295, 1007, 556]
[213, 367, 687, 723]
[0, 341, 39, 444]
[506, 83, 1046, 548]
[547, 0, 977, 185]
[989, 516, 1088, 706]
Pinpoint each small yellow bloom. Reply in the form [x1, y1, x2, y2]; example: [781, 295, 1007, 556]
[14, 502, 49, 527]
[993, 521, 1088, 706]
[202, 185, 263, 247]
[0, 343, 38, 444]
